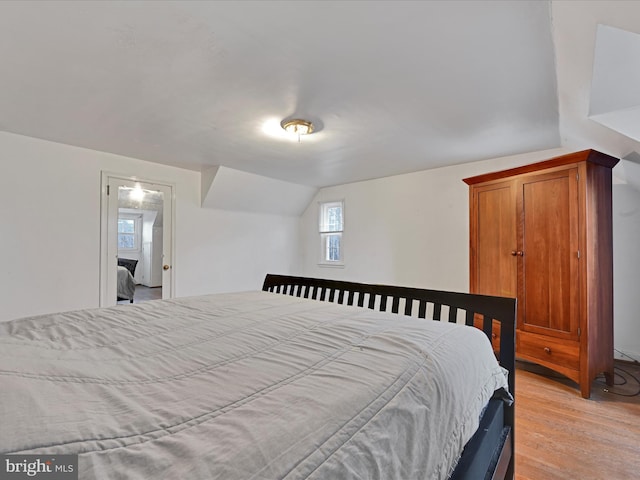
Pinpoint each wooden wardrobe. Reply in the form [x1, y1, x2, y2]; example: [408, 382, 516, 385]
[463, 150, 619, 398]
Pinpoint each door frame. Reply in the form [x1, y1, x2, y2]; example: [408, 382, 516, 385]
[99, 171, 176, 307]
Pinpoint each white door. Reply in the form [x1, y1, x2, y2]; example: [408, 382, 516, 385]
[100, 174, 174, 307]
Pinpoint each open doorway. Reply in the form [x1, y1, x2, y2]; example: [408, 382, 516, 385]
[100, 174, 174, 307]
[116, 186, 163, 303]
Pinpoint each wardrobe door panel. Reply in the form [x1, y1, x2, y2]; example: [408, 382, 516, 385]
[518, 168, 579, 340]
[471, 181, 517, 298]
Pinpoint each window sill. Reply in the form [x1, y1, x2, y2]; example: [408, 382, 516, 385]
[317, 262, 345, 268]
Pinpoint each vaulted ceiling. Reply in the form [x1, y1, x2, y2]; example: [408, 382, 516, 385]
[1, 1, 639, 189]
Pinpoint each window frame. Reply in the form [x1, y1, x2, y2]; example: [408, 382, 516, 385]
[117, 214, 142, 252]
[318, 200, 345, 267]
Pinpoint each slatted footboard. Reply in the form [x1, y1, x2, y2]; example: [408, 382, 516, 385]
[262, 273, 516, 480]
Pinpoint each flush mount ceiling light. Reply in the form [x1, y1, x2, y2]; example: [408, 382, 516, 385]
[129, 183, 145, 202]
[281, 119, 314, 142]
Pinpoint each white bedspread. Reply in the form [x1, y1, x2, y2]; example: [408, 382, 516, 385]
[0, 291, 508, 480]
[117, 265, 136, 300]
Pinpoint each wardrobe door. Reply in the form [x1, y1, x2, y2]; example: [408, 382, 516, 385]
[517, 168, 580, 341]
[470, 181, 517, 299]
[469, 181, 517, 351]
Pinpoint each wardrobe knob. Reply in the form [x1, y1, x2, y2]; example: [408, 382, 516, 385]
[544, 347, 551, 354]
[510, 250, 524, 256]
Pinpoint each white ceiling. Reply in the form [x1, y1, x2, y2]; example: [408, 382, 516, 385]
[2, 1, 640, 189]
[0, 0, 562, 188]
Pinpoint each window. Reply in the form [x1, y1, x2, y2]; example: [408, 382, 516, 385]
[118, 215, 141, 251]
[319, 201, 344, 265]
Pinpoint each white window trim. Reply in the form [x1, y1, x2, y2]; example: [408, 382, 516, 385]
[318, 200, 345, 267]
[118, 213, 142, 253]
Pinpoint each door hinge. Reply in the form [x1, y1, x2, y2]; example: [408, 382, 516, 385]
[576, 173, 579, 181]
[107, 184, 110, 195]
[578, 327, 581, 337]
[577, 250, 580, 259]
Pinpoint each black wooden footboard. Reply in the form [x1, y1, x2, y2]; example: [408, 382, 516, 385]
[262, 273, 516, 480]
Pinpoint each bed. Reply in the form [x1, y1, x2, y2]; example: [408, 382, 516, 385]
[116, 265, 136, 303]
[0, 274, 515, 480]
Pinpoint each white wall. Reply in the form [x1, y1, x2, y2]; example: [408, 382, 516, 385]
[140, 209, 158, 286]
[301, 148, 568, 289]
[0, 132, 301, 322]
[301, 147, 640, 360]
[612, 183, 640, 361]
[3, 131, 637, 359]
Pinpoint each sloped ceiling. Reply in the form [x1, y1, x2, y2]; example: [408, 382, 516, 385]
[0, 0, 559, 189]
[118, 187, 164, 226]
[1, 1, 640, 205]
[551, 0, 640, 191]
[201, 166, 316, 216]
[589, 24, 640, 143]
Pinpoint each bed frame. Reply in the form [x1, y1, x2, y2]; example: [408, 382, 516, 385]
[263, 274, 516, 480]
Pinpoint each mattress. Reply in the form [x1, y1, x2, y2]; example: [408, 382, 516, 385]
[0, 290, 509, 479]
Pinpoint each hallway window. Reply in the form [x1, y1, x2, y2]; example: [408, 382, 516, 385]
[118, 215, 141, 251]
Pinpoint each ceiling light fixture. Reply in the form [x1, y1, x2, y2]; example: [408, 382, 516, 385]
[130, 183, 145, 202]
[281, 119, 314, 142]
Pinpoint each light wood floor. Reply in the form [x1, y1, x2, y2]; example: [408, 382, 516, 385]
[515, 360, 640, 480]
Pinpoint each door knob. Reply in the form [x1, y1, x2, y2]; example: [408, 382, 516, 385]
[163, 265, 170, 271]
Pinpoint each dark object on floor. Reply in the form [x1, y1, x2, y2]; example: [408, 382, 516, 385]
[118, 258, 138, 277]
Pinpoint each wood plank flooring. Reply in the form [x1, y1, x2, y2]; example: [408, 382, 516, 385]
[515, 360, 640, 480]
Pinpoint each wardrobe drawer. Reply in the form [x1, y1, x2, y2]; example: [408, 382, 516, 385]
[517, 331, 579, 370]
